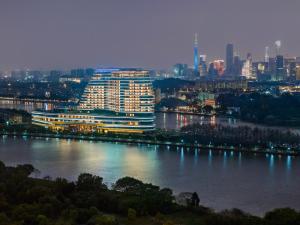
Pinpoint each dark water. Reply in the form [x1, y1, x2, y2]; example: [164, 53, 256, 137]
[0, 136, 299, 216]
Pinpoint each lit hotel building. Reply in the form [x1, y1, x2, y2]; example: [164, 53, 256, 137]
[32, 68, 155, 133]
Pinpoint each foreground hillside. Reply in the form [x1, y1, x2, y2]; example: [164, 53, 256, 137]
[0, 161, 299, 225]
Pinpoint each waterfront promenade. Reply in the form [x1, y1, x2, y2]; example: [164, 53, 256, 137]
[1, 131, 299, 156]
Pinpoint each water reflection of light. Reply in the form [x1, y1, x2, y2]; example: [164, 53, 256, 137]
[223, 151, 227, 168]
[230, 151, 234, 157]
[238, 152, 242, 166]
[210, 116, 216, 126]
[208, 150, 212, 166]
[269, 154, 275, 171]
[123, 149, 157, 176]
[286, 155, 292, 171]
[180, 147, 184, 163]
[194, 149, 198, 165]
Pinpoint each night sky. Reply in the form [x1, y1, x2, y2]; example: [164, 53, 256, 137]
[0, 0, 299, 70]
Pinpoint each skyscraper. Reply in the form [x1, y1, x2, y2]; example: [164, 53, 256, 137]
[275, 55, 284, 81]
[242, 53, 254, 79]
[194, 33, 199, 75]
[198, 55, 208, 77]
[233, 55, 243, 76]
[226, 43, 234, 75]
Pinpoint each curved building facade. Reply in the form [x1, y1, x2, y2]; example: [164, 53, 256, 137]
[32, 68, 155, 133]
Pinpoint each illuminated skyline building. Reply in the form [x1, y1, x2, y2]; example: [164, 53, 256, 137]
[194, 33, 199, 75]
[32, 68, 155, 133]
[226, 43, 234, 75]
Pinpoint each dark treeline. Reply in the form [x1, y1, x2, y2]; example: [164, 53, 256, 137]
[180, 123, 300, 147]
[2, 123, 300, 151]
[153, 78, 195, 93]
[0, 81, 87, 100]
[217, 92, 300, 126]
[1, 161, 300, 225]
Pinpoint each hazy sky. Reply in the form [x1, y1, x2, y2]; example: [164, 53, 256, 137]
[0, 0, 299, 70]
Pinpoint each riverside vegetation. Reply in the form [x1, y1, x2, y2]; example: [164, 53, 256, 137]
[1, 123, 300, 155]
[1, 161, 300, 225]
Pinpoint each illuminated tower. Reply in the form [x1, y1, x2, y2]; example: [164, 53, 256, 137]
[265, 46, 269, 63]
[194, 33, 199, 75]
[226, 43, 234, 75]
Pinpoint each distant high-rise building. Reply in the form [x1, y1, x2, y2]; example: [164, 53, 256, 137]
[296, 66, 300, 80]
[198, 55, 207, 77]
[226, 43, 234, 75]
[268, 57, 276, 78]
[233, 55, 243, 76]
[264, 46, 270, 72]
[173, 64, 188, 78]
[242, 53, 254, 79]
[212, 60, 225, 76]
[265, 46, 270, 63]
[208, 62, 218, 77]
[194, 33, 199, 75]
[275, 55, 284, 81]
[285, 57, 296, 78]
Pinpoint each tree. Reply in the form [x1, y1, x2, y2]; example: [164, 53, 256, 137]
[113, 177, 143, 193]
[36, 214, 50, 225]
[0, 213, 10, 225]
[191, 192, 200, 207]
[77, 173, 107, 191]
[127, 208, 136, 221]
[88, 215, 118, 225]
[264, 208, 300, 225]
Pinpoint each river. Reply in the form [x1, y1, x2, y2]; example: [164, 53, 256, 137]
[1, 99, 300, 215]
[0, 136, 299, 216]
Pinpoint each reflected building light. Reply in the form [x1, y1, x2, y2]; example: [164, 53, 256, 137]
[223, 151, 227, 168]
[208, 149, 212, 166]
[194, 149, 198, 165]
[269, 154, 275, 171]
[238, 152, 242, 166]
[286, 155, 292, 171]
[180, 147, 185, 162]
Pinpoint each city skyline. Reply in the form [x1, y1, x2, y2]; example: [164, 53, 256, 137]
[0, 0, 300, 71]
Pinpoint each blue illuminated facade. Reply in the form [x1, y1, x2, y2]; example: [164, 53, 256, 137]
[194, 33, 199, 75]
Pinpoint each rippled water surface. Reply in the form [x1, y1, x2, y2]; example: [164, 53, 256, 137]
[0, 136, 299, 215]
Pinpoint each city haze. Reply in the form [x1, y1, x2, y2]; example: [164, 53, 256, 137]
[0, 0, 299, 70]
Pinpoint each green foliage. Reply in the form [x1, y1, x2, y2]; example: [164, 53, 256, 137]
[217, 92, 300, 126]
[264, 208, 300, 225]
[36, 214, 51, 225]
[157, 97, 188, 110]
[0, 161, 299, 225]
[88, 214, 118, 225]
[77, 173, 107, 192]
[127, 208, 136, 221]
[0, 213, 10, 225]
[113, 177, 143, 193]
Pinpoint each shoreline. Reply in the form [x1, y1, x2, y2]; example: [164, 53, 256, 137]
[1, 132, 299, 156]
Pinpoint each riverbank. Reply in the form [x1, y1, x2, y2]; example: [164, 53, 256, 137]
[1, 131, 299, 156]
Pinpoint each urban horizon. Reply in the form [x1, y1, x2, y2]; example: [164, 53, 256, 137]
[1, 0, 300, 70]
